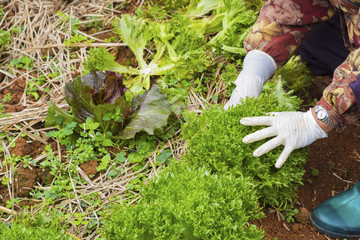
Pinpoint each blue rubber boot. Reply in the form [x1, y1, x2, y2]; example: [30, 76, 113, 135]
[310, 181, 360, 239]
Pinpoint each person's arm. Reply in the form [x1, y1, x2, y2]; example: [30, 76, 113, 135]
[241, 49, 360, 168]
[315, 48, 360, 131]
[244, 0, 336, 67]
[225, 0, 336, 109]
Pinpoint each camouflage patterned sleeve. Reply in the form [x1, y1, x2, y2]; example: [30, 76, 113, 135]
[244, 0, 336, 67]
[317, 49, 360, 130]
[244, 0, 360, 129]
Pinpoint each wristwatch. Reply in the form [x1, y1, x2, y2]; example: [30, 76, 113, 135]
[314, 105, 336, 128]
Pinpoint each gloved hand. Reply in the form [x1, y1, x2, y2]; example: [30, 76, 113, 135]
[240, 109, 328, 168]
[224, 50, 277, 110]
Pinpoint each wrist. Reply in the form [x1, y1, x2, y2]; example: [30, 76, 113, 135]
[241, 50, 277, 84]
[311, 107, 334, 134]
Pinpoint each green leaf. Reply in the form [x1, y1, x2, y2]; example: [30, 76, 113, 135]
[84, 118, 100, 131]
[115, 152, 127, 163]
[63, 122, 77, 136]
[119, 85, 174, 139]
[272, 77, 302, 110]
[187, 0, 219, 17]
[136, 140, 151, 155]
[206, 0, 258, 50]
[0, 30, 11, 48]
[45, 102, 76, 128]
[112, 14, 150, 68]
[128, 152, 144, 163]
[107, 170, 118, 179]
[84, 48, 140, 74]
[103, 139, 113, 147]
[97, 154, 111, 171]
[102, 114, 111, 121]
[156, 149, 172, 164]
[221, 45, 246, 55]
[271, 55, 314, 93]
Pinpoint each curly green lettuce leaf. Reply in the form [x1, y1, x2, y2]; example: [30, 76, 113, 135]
[272, 55, 314, 93]
[182, 81, 307, 208]
[186, 0, 220, 17]
[84, 48, 139, 75]
[207, 0, 257, 46]
[103, 161, 265, 239]
[112, 15, 177, 93]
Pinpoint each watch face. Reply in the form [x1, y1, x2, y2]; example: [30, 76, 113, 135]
[317, 109, 327, 120]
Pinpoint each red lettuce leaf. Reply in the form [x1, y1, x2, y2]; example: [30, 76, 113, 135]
[119, 84, 174, 139]
[47, 71, 180, 138]
[63, 71, 131, 134]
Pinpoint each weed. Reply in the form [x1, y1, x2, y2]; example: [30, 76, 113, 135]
[10, 56, 33, 70]
[310, 167, 319, 177]
[2, 93, 11, 103]
[64, 34, 94, 46]
[0, 30, 11, 49]
[56, 11, 80, 35]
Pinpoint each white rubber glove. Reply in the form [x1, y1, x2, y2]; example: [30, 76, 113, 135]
[240, 109, 327, 168]
[224, 50, 277, 110]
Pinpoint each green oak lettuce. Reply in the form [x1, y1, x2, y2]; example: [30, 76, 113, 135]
[181, 81, 308, 208]
[187, 0, 260, 54]
[0, 214, 68, 240]
[103, 161, 265, 239]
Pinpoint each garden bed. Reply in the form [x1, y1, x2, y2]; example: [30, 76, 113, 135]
[1, 1, 359, 239]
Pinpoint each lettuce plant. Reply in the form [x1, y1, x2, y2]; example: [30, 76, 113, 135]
[181, 82, 308, 208]
[0, 214, 68, 240]
[187, 0, 259, 54]
[86, 14, 207, 95]
[272, 55, 314, 94]
[45, 71, 179, 139]
[103, 161, 265, 240]
[186, 0, 220, 18]
[207, 0, 258, 53]
[111, 14, 176, 94]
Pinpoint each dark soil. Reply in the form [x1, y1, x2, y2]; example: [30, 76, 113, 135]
[256, 123, 360, 240]
[1, 75, 359, 239]
[80, 159, 98, 177]
[0, 77, 26, 113]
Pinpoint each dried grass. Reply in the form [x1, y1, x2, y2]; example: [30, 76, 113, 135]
[0, 0, 228, 238]
[0, 0, 157, 239]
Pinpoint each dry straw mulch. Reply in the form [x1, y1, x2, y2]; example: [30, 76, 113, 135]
[0, 0, 179, 239]
[0, 0, 227, 238]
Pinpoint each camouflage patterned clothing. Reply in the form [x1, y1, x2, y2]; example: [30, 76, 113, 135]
[244, 0, 360, 130]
